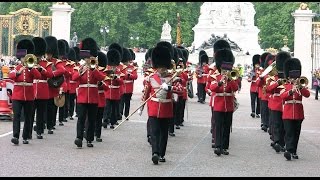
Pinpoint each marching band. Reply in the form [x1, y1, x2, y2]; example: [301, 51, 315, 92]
[5, 35, 311, 163]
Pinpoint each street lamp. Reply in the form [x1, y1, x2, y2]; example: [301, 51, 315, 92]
[130, 35, 139, 48]
[100, 26, 109, 47]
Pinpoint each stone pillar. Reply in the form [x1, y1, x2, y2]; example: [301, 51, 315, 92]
[292, 8, 316, 88]
[50, 2, 74, 44]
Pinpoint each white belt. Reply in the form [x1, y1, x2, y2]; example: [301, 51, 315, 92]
[98, 90, 104, 94]
[150, 97, 172, 103]
[108, 85, 120, 88]
[273, 93, 280, 97]
[79, 84, 98, 88]
[70, 80, 77, 83]
[33, 79, 47, 83]
[14, 82, 33, 86]
[285, 100, 302, 104]
[201, 74, 208, 76]
[215, 93, 233, 96]
[124, 80, 133, 83]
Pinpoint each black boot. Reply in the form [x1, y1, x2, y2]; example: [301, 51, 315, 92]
[250, 112, 255, 118]
[87, 141, 93, 147]
[292, 153, 299, 159]
[159, 156, 166, 162]
[284, 151, 292, 160]
[214, 148, 222, 156]
[74, 138, 82, 148]
[22, 139, 29, 144]
[96, 137, 102, 142]
[37, 134, 43, 139]
[11, 137, 19, 145]
[274, 143, 281, 153]
[152, 153, 159, 165]
[222, 149, 229, 155]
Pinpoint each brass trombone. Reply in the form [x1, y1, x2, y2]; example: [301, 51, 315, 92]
[296, 76, 308, 88]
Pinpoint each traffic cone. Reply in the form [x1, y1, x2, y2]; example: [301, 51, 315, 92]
[0, 80, 13, 120]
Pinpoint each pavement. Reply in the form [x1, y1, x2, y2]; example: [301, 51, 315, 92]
[0, 76, 320, 177]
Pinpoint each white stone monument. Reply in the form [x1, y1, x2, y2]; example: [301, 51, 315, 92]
[192, 2, 263, 56]
[160, 20, 172, 43]
[292, 4, 316, 89]
[50, 2, 74, 45]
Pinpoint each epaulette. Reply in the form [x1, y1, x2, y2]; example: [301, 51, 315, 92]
[278, 85, 285, 89]
[46, 61, 53, 67]
[56, 59, 63, 64]
[98, 66, 105, 71]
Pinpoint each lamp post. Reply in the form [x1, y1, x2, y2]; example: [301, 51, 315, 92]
[130, 35, 139, 48]
[100, 26, 109, 48]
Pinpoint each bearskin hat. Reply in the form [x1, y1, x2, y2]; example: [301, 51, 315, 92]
[109, 43, 123, 60]
[259, 52, 271, 68]
[32, 37, 47, 57]
[121, 48, 132, 63]
[213, 39, 231, 53]
[16, 39, 35, 59]
[284, 58, 301, 79]
[68, 48, 76, 62]
[45, 36, 59, 58]
[61, 39, 70, 54]
[97, 51, 107, 67]
[129, 49, 135, 60]
[252, 54, 260, 66]
[151, 45, 172, 69]
[181, 49, 189, 62]
[172, 47, 180, 64]
[275, 51, 291, 72]
[264, 54, 275, 69]
[73, 46, 80, 62]
[156, 41, 174, 59]
[58, 39, 67, 58]
[80, 37, 98, 57]
[199, 50, 207, 64]
[145, 48, 154, 61]
[214, 49, 235, 70]
[200, 54, 209, 65]
[107, 49, 121, 66]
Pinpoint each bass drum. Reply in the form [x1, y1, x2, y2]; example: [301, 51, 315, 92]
[187, 80, 194, 98]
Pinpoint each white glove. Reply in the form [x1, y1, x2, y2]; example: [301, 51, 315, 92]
[161, 82, 169, 91]
[138, 109, 142, 116]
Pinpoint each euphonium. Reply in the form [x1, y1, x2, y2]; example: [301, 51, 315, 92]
[24, 54, 38, 68]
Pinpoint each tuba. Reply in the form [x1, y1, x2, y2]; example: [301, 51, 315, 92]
[24, 54, 38, 68]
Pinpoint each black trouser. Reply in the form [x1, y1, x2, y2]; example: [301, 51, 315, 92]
[197, 83, 206, 102]
[150, 117, 169, 157]
[69, 93, 76, 117]
[59, 105, 65, 123]
[32, 99, 48, 135]
[283, 120, 302, 154]
[250, 92, 260, 115]
[106, 99, 118, 125]
[214, 111, 233, 150]
[168, 101, 177, 133]
[95, 107, 104, 138]
[147, 117, 152, 138]
[63, 92, 70, 119]
[238, 77, 242, 91]
[47, 98, 57, 130]
[12, 100, 34, 140]
[176, 97, 186, 125]
[271, 110, 285, 147]
[103, 102, 109, 124]
[260, 100, 269, 127]
[211, 108, 216, 144]
[315, 86, 320, 99]
[119, 93, 133, 118]
[76, 103, 98, 142]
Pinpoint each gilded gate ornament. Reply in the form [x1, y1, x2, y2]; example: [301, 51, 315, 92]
[16, 14, 35, 35]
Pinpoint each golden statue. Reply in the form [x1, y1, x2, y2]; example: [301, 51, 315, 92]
[299, 3, 309, 10]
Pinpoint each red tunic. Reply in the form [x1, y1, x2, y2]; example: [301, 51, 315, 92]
[206, 68, 219, 108]
[97, 67, 106, 108]
[143, 72, 183, 118]
[47, 58, 66, 99]
[69, 63, 78, 94]
[266, 75, 284, 111]
[72, 68, 105, 104]
[33, 60, 54, 99]
[9, 65, 41, 101]
[280, 83, 310, 120]
[178, 70, 189, 100]
[103, 65, 124, 100]
[209, 74, 238, 112]
[121, 64, 138, 94]
[196, 64, 210, 84]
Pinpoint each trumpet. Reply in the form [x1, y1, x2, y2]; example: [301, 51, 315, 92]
[296, 76, 308, 88]
[89, 57, 98, 69]
[227, 68, 239, 81]
[23, 54, 38, 68]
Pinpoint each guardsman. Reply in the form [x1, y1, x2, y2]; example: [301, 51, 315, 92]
[44, 36, 66, 135]
[56, 39, 68, 126]
[256, 52, 271, 131]
[67, 48, 78, 120]
[61, 39, 72, 123]
[209, 48, 238, 156]
[10, 39, 41, 145]
[280, 58, 310, 160]
[72, 46, 81, 118]
[31, 37, 52, 139]
[73, 38, 105, 148]
[95, 51, 107, 142]
[102, 49, 124, 129]
[196, 50, 210, 104]
[119, 48, 138, 120]
[266, 51, 291, 152]
[142, 45, 183, 165]
[248, 54, 261, 118]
